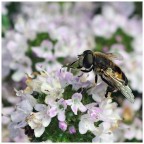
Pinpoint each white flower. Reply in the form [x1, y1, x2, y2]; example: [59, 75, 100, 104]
[89, 82, 107, 103]
[8, 122, 23, 138]
[2, 2, 9, 15]
[86, 98, 121, 126]
[14, 89, 37, 107]
[27, 113, 45, 137]
[87, 104, 102, 122]
[110, 2, 135, 17]
[2, 107, 14, 125]
[98, 98, 121, 122]
[48, 98, 67, 121]
[15, 16, 37, 40]
[35, 60, 62, 73]
[10, 56, 32, 82]
[10, 100, 33, 129]
[124, 118, 142, 140]
[27, 105, 51, 137]
[43, 74, 64, 102]
[92, 14, 117, 39]
[92, 122, 115, 142]
[79, 114, 97, 134]
[2, 39, 12, 79]
[32, 40, 55, 61]
[66, 93, 87, 115]
[34, 104, 52, 127]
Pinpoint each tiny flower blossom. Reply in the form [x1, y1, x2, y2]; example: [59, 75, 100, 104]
[26, 112, 45, 137]
[89, 82, 107, 102]
[57, 69, 73, 88]
[79, 114, 97, 134]
[32, 40, 55, 61]
[92, 122, 115, 142]
[66, 93, 87, 115]
[124, 118, 142, 140]
[8, 122, 23, 138]
[48, 98, 67, 121]
[14, 89, 37, 107]
[98, 98, 121, 122]
[34, 104, 52, 128]
[69, 126, 76, 134]
[42, 73, 64, 102]
[26, 105, 51, 138]
[59, 121, 67, 131]
[10, 100, 33, 130]
[87, 105, 102, 121]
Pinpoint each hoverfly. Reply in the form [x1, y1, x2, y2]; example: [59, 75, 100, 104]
[64, 50, 134, 103]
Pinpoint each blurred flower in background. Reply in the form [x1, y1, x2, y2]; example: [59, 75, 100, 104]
[2, 1, 142, 142]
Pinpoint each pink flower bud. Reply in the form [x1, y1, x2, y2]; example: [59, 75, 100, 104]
[69, 126, 76, 134]
[59, 121, 67, 131]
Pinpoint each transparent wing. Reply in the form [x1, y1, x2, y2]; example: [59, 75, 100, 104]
[105, 53, 123, 61]
[103, 68, 134, 103]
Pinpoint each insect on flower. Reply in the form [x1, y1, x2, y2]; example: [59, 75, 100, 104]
[64, 50, 134, 103]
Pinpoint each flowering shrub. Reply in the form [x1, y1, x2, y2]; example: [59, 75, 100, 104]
[2, 2, 142, 142]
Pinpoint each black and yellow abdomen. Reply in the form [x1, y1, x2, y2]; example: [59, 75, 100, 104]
[93, 52, 128, 86]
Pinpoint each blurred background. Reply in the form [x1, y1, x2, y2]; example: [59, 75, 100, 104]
[2, 2, 142, 142]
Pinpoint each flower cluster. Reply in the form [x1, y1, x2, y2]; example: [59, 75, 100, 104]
[2, 2, 142, 142]
[8, 69, 123, 142]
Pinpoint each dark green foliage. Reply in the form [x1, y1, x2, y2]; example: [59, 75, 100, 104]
[63, 85, 75, 100]
[5, 2, 21, 28]
[133, 2, 142, 18]
[57, 57, 65, 64]
[2, 15, 10, 35]
[94, 120, 103, 127]
[95, 28, 133, 52]
[81, 92, 94, 105]
[37, 93, 47, 104]
[125, 138, 142, 142]
[2, 98, 13, 107]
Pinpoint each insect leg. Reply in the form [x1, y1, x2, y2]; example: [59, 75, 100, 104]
[100, 75, 116, 97]
[105, 86, 115, 98]
[95, 74, 98, 83]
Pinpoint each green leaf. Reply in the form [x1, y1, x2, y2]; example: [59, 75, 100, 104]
[2, 15, 10, 33]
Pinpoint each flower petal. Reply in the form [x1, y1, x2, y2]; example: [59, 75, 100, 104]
[49, 107, 57, 117]
[79, 120, 87, 134]
[78, 102, 87, 113]
[71, 105, 78, 115]
[65, 99, 72, 105]
[72, 93, 82, 101]
[58, 110, 65, 121]
[34, 126, 45, 137]
[42, 116, 51, 127]
[34, 104, 47, 112]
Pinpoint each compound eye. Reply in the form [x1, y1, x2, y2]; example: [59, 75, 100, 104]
[83, 53, 93, 69]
